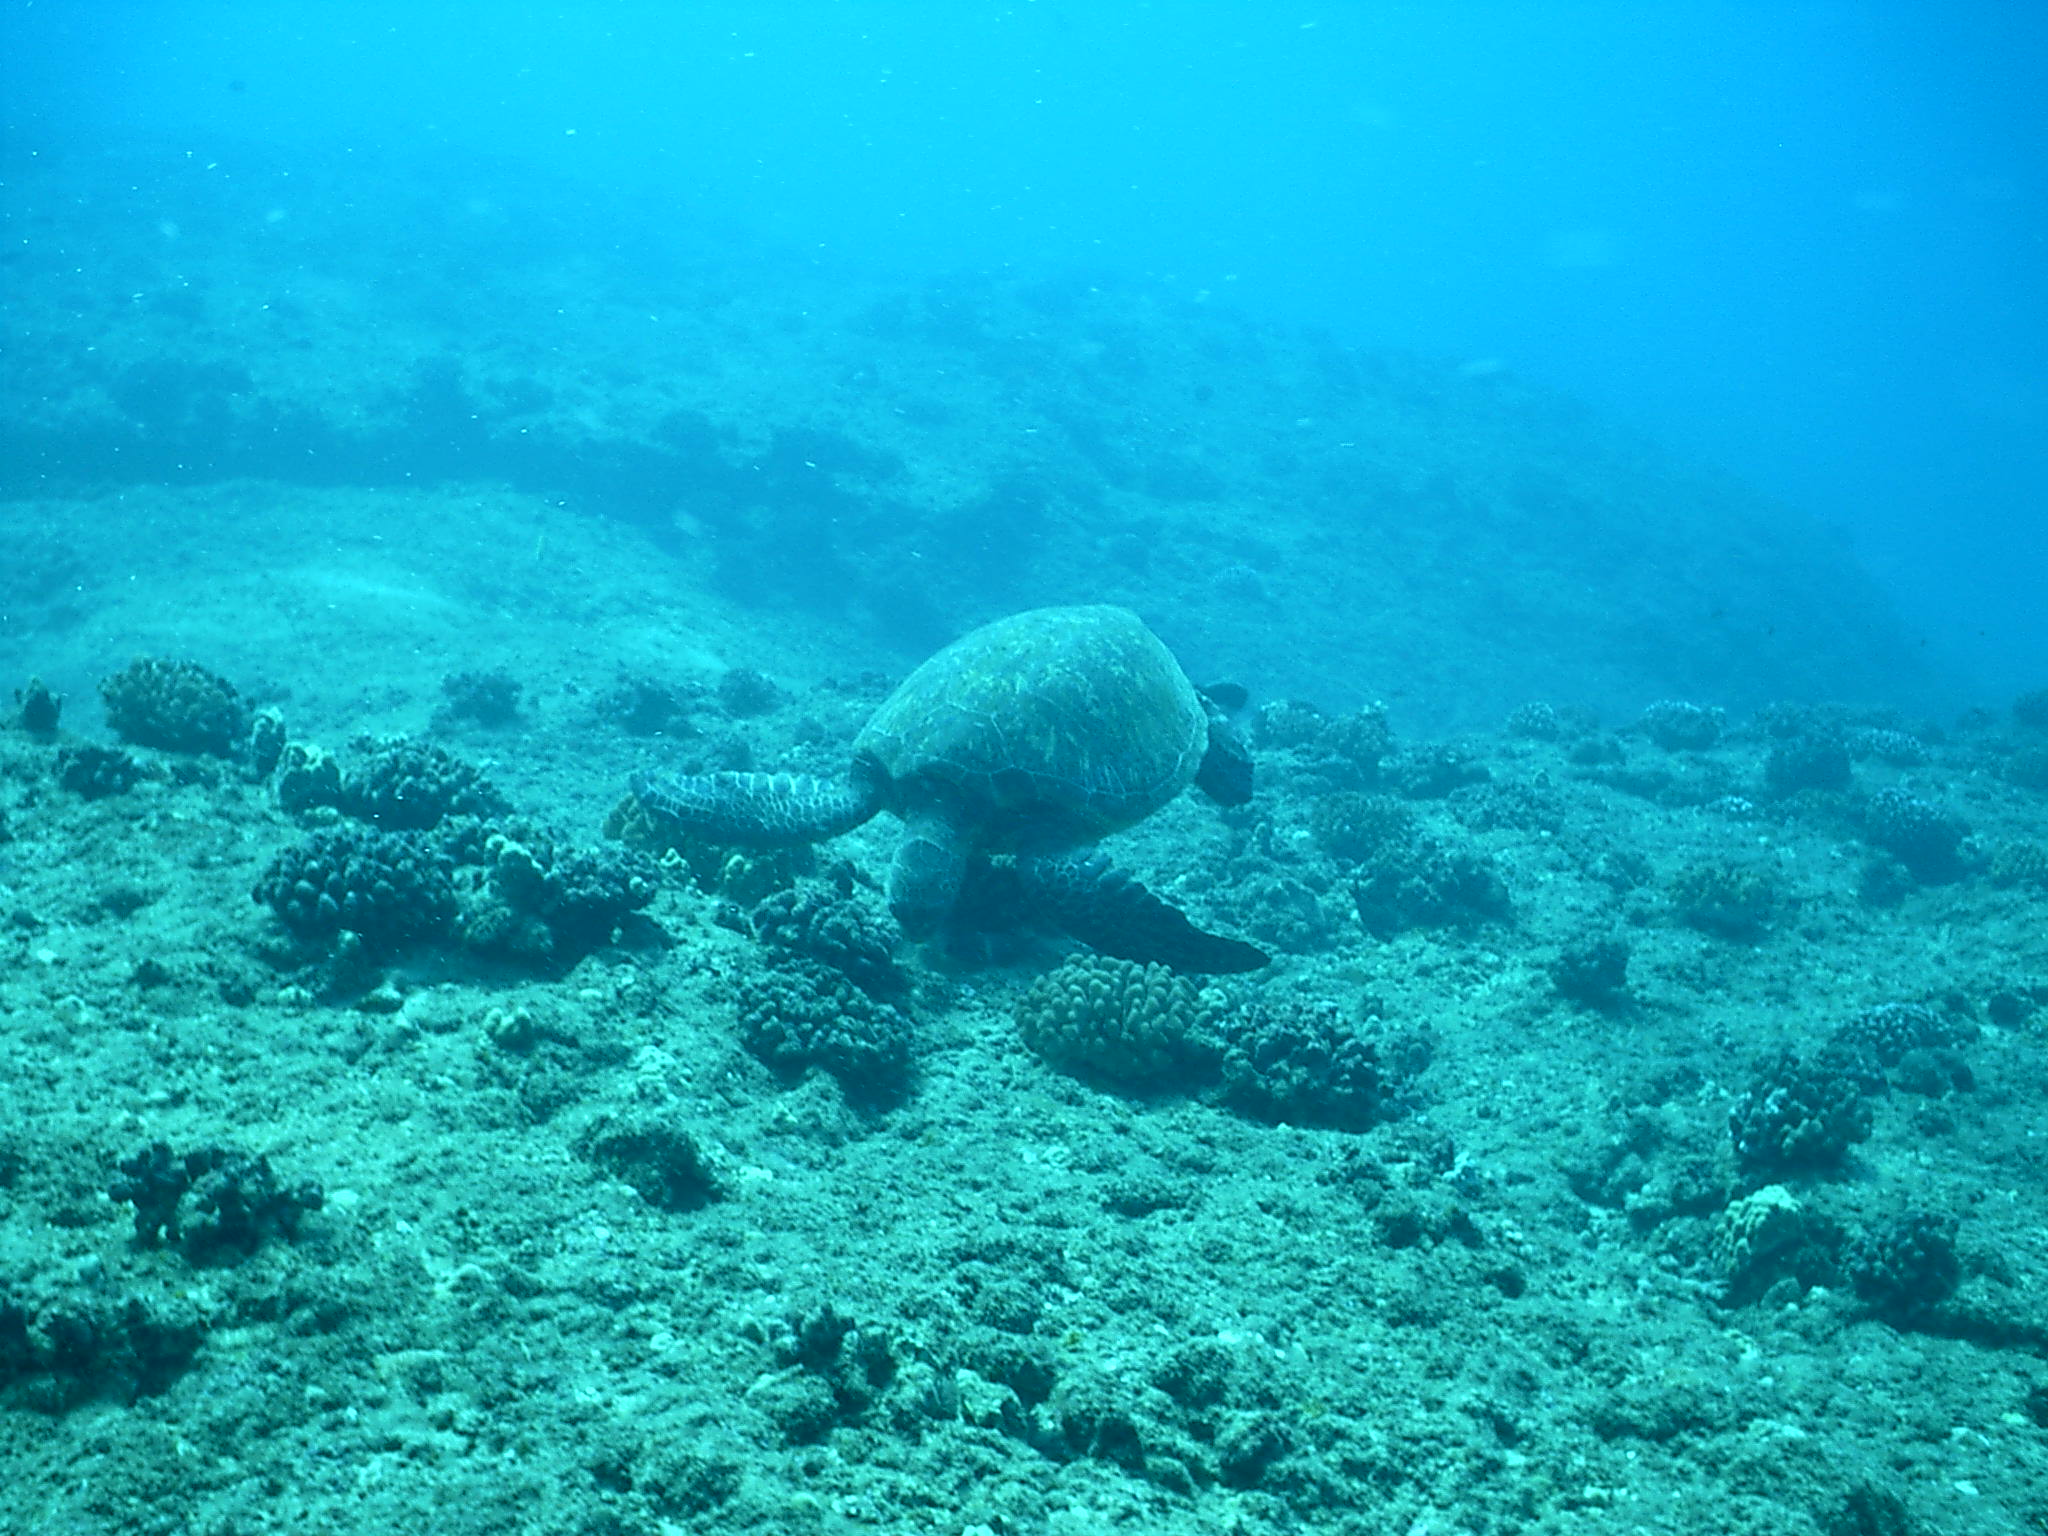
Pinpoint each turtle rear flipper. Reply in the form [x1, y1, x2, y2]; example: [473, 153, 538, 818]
[631, 765, 882, 845]
[1019, 853, 1269, 974]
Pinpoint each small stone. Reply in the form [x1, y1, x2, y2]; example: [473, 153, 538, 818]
[358, 982, 406, 1014]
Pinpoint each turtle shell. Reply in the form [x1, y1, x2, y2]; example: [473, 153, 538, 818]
[853, 605, 1207, 851]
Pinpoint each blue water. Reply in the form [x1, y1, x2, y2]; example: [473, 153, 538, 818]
[7, 1, 2042, 700]
[8, 10, 2048, 1534]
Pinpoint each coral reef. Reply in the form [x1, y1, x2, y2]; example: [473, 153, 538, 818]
[109, 1142, 324, 1261]
[11, 151, 2048, 1532]
[1668, 859, 1778, 939]
[735, 959, 915, 1100]
[438, 668, 522, 727]
[1844, 726, 1928, 767]
[1638, 700, 1723, 751]
[2004, 746, 2048, 792]
[1712, 1184, 1843, 1306]
[338, 737, 511, 830]
[1304, 791, 1416, 865]
[751, 881, 904, 996]
[1861, 787, 1968, 882]
[1450, 778, 1564, 835]
[1728, 1048, 1873, 1176]
[1846, 1211, 1962, 1320]
[1821, 1001, 1979, 1091]
[1349, 834, 1509, 939]
[1217, 999, 1411, 1132]
[1385, 743, 1491, 799]
[717, 666, 782, 717]
[98, 657, 251, 756]
[1503, 701, 1566, 740]
[1310, 704, 1395, 786]
[457, 823, 659, 962]
[602, 673, 703, 737]
[1763, 732, 1853, 794]
[253, 826, 457, 952]
[246, 706, 288, 780]
[1550, 935, 1631, 1007]
[1250, 698, 1327, 751]
[274, 741, 344, 816]
[1016, 955, 1224, 1092]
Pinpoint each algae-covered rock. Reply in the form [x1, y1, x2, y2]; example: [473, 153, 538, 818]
[15, 676, 61, 736]
[55, 743, 141, 799]
[109, 1142, 323, 1266]
[575, 1111, 720, 1212]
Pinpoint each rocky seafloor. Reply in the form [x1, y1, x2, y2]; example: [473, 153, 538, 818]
[1, 141, 2040, 1536]
[2, 486, 2045, 1536]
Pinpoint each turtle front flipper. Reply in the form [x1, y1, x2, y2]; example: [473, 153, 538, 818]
[1018, 852, 1269, 974]
[630, 764, 883, 845]
[1194, 692, 1254, 807]
[887, 806, 970, 937]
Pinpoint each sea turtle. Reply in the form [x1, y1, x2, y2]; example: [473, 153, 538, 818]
[631, 605, 1267, 973]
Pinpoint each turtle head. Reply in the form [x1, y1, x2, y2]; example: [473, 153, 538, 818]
[887, 808, 971, 938]
[1195, 687, 1254, 806]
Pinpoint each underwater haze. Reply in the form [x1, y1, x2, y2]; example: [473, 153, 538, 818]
[8, 1, 2046, 700]
[4, 5, 2048, 1535]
